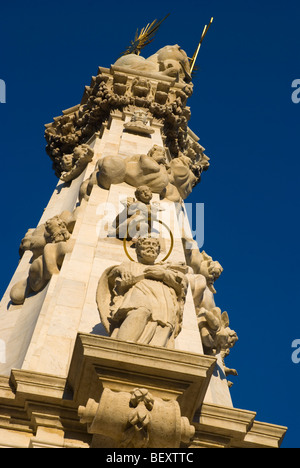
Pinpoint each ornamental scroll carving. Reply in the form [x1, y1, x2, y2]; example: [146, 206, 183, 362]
[78, 387, 195, 449]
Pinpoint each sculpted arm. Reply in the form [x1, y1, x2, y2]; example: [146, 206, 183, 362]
[144, 266, 188, 296]
[107, 264, 136, 293]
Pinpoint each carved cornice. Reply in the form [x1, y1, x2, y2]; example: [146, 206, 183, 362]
[44, 65, 209, 187]
[68, 333, 217, 421]
[192, 403, 287, 448]
[0, 335, 287, 448]
[10, 369, 67, 403]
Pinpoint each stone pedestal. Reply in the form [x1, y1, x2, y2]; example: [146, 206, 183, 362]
[69, 334, 216, 448]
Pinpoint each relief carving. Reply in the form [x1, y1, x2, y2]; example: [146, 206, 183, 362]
[123, 109, 154, 135]
[45, 46, 209, 193]
[78, 387, 195, 448]
[121, 388, 154, 448]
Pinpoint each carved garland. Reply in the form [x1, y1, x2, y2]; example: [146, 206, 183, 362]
[45, 71, 209, 184]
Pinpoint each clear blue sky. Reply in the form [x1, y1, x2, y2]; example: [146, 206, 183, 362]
[0, 0, 299, 448]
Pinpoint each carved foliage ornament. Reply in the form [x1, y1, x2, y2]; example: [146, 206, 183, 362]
[45, 46, 209, 186]
[78, 387, 195, 448]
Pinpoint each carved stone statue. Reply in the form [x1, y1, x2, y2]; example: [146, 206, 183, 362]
[10, 210, 77, 305]
[167, 154, 198, 200]
[197, 306, 238, 386]
[19, 210, 76, 260]
[79, 145, 170, 201]
[96, 237, 188, 348]
[197, 307, 238, 357]
[184, 243, 223, 313]
[109, 185, 161, 240]
[59, 144, 94, 182]
[183, 238, 238, 383]
[79, 144, 200, 203]
[114, 45, 192, 84]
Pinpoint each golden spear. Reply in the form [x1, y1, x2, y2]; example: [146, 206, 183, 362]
[189, 17, 214, 74]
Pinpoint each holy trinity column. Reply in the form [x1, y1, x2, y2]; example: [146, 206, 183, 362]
[0, 18, 286, 448]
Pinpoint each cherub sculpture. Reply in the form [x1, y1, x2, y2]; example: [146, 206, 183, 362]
[79, 144, 199, 203]
[59, 144, 94, 182]
[109, 185, 161, 240]
[10, 210, 77, 305]
[183, 237, 238, 383]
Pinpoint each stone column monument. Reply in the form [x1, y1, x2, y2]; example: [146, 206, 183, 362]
[0, 21, 287, 448]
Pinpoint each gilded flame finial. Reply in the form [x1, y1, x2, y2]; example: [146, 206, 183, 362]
[121, 13, 170, 57]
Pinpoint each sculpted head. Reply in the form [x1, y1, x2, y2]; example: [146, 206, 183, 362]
[131, 109, 149, 124]
[45, 216, 71, 243]
[200, 251, 223, 293]
[61, 153, 73, 172]
[136, 237, 161, 264]
[73, 143, 94, 161]
[156, 45, 192, 82]
[147, 145, 167, 166]
[134, 185, 153, 204]
[216, 327, 238, 352]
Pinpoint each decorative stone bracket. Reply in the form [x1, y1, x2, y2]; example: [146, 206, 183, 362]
[0, 337, 287, 448]
[67, 333, 216, 448]
[78, 387, 194, 448]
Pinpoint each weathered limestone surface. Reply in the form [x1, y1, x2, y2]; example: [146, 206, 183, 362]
[0, 41, 287, 448]
[0, 335, 287, 448]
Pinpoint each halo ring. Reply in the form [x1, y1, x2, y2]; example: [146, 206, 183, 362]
[123, 220, 174, 262]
